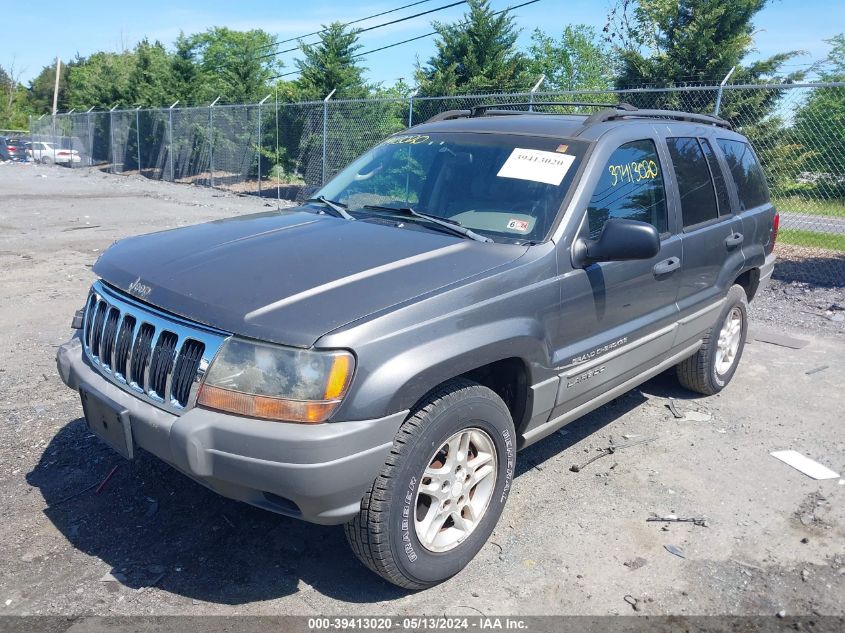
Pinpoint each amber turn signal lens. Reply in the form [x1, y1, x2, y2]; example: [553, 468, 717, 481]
[197, 385, 340, 423]
[323, 354, 352, 400]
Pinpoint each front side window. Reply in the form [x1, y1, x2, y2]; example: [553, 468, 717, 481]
[717, 139, 769, 210]
[586, 139, 668, 238]
[316, 132, 589, 243]
[667, 137, 718, 228]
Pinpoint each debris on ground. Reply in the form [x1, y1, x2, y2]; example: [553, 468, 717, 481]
[623, 594, 641, 611]
[647, 514, 708, 528]
[751, 328, 810, 349]
[624, 557, 647, 571]
[664, 544, 686, 559]
[666, 399, 683, 419]
[770, 450, 840, 480]
[100, 572, 126, 583]
[95, 464, 122, 493]
[805, 365, 829, 375]
[569, 436, 657, 473]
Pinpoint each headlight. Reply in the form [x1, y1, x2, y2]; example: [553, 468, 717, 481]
[196, 338, 354, 423]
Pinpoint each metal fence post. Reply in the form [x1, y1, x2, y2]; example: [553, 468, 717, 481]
[714, 66, 736, 116]
[257, 94, 271, 197]
[528, 74, 545, 112]
[408, 88, 419, 128]
[322, 88, 336, 185]
[86, 106, 95, 166]
[209, 97, 220, 188]
[167, 100, 179, 181]
[275, 87, 280, 208]
[109, 105, 118, 173]
[135, 107, 142, 175]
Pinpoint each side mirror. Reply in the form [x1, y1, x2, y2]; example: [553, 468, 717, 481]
[574, 218, 660, 267]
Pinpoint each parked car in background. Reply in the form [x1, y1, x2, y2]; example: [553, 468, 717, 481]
[0, 137, 11, 162]
[5, 138, 30, 162]
[28, 141, 81, 165]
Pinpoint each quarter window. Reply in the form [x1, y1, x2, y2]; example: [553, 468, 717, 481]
[717, 139, 769, 210]
[699, 138, 732, 215]
[586, 140, 668, 238]
[667, 137, 718, 228]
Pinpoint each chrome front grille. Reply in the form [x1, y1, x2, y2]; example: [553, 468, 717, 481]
[82, 280, 228, 414]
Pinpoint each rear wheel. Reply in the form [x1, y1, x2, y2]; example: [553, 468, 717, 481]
[345, 379, 515, 589]
[676, 284, 748, 395]
[41, 156, 53, 165]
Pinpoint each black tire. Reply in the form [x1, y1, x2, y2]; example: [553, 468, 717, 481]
[345, 378, 516, 590]
[41, 156, 53, 165]
[676, 284, 749, 395]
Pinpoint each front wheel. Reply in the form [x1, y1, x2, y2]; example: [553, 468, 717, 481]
[676, 284, 749, 395]
[345, 379, 515, 589]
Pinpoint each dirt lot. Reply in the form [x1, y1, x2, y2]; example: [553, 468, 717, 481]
[1, 163, 843, 617]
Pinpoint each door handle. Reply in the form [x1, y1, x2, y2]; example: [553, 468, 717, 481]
[653, 257, 681, 276]
[725, 232, 744, 248]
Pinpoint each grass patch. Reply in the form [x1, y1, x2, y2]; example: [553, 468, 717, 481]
[774, 196, 845, 218]
[779, 228, 845, 252]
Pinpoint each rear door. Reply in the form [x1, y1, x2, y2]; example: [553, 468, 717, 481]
[549, 135, 683, 419]
[664, 134, 745, 345]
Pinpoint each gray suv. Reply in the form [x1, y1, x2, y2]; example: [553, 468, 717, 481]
[57, 103, 778, 589]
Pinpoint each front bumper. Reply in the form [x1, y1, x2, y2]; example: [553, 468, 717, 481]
[57, 335, 407, 525]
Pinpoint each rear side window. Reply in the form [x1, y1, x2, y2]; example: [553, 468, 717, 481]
[699, 139, 732, 215]
[587, 139, 668, 238]
[717, 139, 769, 210]
[667, 137, 718, 228]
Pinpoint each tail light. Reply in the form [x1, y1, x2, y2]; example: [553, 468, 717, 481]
[57, 151, 70, 156]
[767, 212, 780, 254]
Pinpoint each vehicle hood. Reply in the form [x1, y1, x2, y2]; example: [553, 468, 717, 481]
[93, 209, 527, 347]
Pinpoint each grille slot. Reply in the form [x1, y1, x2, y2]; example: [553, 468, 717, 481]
[90, 301, 108, 357]
[113, 315, 136, 378]
[99, 308, 120, 368]
[130, 323, 155, 387]
[149, 331, 178, 398]
[81, 282, 226, 414]
[172, 339, 205, 407]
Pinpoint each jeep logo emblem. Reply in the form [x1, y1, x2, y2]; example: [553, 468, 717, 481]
[128, 277, 152, 298]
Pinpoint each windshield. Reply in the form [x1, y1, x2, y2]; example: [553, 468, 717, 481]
[315, 132, 589, 243]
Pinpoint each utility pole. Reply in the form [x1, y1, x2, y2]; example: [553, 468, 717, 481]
[322, 88, 336, 185]
[51, 57, 62, 116]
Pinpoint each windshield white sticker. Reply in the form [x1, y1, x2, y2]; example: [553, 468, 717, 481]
[497, 148, 575, 186]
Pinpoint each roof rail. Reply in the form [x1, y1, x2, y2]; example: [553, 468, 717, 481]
[470, 101, 636, 117]
[585, 107, 732, 129]
[424, 109, 472, 123]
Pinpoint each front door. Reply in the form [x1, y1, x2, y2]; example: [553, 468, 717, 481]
[550, 137, 683, 420]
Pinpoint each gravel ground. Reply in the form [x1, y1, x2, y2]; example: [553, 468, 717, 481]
[1, 163, 843, 617]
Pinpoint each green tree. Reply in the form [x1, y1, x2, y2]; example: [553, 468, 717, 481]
[128, 39, 177, 107]
[27, 61, 73, 114]
[293, 22, 368, 100]
[606, 0, 803, 89]
[64, 51, 136, 110]
[415, 0, 530, 95]
[188, 27, 280, 104]
[0, 64, 32, 129]
[526, 25, 613, 91]
[794, 34, 845, 199]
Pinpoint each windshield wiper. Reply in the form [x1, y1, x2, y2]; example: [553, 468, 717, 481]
[305, 196, 355, 221]
[362, 205, 492, 243]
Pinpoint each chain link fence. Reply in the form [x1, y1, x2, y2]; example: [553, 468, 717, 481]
[29, 82, 845, 286]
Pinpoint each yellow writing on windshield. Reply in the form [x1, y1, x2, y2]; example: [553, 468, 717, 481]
[608, 160, 659, 186]
[383, 134, 431, 145]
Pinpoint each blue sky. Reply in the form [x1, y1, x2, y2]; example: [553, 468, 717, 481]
[2, 0, 843, 89]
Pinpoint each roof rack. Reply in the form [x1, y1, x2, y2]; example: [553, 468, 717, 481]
[421, 102, 732, 130]
[584, 107, 732, 129]
[470, 101, 636, 117]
